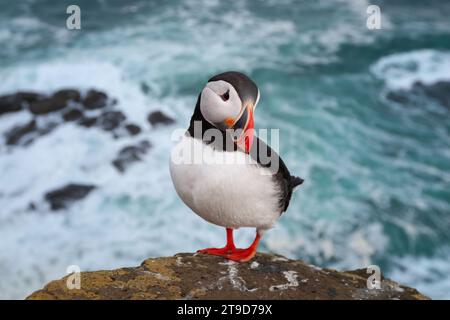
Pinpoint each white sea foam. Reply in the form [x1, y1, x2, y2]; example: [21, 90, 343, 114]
[371, 49, 450, 90]
[388, 248, 450, 300]
[0, 60, 154, 127]
[0, 59, 194, 298]
[265, 220, 389, 268]
[0, 56, 261, 299]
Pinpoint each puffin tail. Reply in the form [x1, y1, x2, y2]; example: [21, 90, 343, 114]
[290, 176, 304, 192]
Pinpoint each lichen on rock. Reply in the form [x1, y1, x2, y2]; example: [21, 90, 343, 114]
[26, 253, 429, 300]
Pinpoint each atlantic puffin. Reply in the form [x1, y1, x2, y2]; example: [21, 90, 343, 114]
[170, 71, 303, 262]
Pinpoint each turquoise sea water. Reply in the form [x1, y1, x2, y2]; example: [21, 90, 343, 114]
[0, 0, 449, 299]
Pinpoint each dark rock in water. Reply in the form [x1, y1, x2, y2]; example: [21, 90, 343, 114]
[0, 97, 23, 115]
[28, 202, 37, 211]
[28, 89, 81, 115]
[97, 111, 126, 131]
[82, 90, 108, 110]
[29, 97, 68, 115]
[386, 91, 410, 105]
[415, 81, 450, 108]
[21, 92, 43, 101]
[2, 88, 133, 146]
[112, 140, 152, 173]
[26, 253, 430, 300]
[78, 116, 97, 128]
[53, 89, 81, 103]
[386, 81, 450, 109]
[111, 123, 142, 139]
[4, 120, 37, 145]
[44, 184, 96, 211]
[124, 123, 141, 136]
[15, 92, 43, 103]
[4, 119, 58, 146]
[0, 92, 43, 115]
[140, 82, 151, 95]
[147, 111, 175, 127]
[62, 108, 83, 122]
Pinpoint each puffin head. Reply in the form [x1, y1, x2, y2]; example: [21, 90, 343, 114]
[199, 71, 260, 153]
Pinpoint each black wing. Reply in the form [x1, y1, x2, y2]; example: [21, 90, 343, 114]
[249, 136, 303, 213]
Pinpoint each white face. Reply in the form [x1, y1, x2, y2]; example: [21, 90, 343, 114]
[200, 80, 242, 127]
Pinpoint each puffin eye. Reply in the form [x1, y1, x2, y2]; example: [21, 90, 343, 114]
[220, 89, 230, 102]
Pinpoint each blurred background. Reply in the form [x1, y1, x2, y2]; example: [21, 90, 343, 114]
[1, 0, 449, 299]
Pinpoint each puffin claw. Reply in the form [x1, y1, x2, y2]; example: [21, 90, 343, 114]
[197, 246, 235, 256]
[196, 246, 256, 261]
[225, 247, 258, 262]
[197, 229, 261, 262]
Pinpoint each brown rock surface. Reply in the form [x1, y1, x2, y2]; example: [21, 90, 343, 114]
[26, 253, 429, 300]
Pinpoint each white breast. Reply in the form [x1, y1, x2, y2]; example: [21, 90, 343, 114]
[169, 135, 282, 231]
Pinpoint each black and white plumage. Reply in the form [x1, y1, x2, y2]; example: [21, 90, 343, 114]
[170, 71, 303, 262]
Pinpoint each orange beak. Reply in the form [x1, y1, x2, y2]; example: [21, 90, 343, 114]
[235, 105, 254, 154]
[219, 104, 255, 154]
